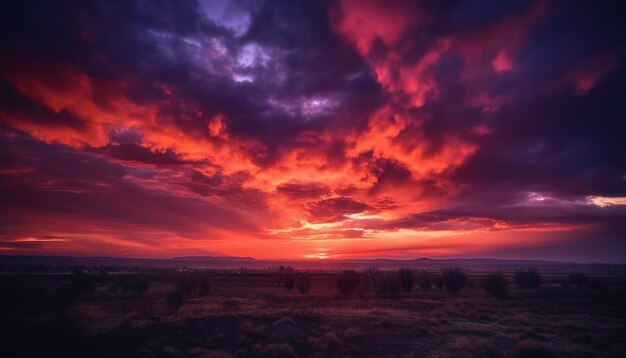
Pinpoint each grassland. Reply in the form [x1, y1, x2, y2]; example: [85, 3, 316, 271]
[1, 267, 625, 357]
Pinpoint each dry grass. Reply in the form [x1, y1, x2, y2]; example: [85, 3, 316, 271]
[1, 270, 625, 357]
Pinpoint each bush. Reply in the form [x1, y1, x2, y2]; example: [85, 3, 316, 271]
[434, 275, 444, 290]
[70, 270, 95, 295]
[223, 299, 238, 315]
[109, 275, 152, 296]
[296, 274, 311, 294]
[284, 273, 295, 293]
[336, 270, 360, 297]
[514, 269, 541, 289]
[442, 268, 467, 293]
[196, 275, 211, 297]
[364, 267, 380, 287]
[398, 268, 416, 293]
[375, 273, 401, 296]
[165, 288, 185, 312]
[417, 270, 433, 290]
[587, 277, 606, 290]
[484, 272, 508, 297]
[568, 272, 588, 288]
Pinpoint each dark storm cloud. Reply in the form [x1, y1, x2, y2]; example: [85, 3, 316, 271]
[0, 0, 625, 259]
[277, 182, 332, 199]
[307, 197, 371, 223]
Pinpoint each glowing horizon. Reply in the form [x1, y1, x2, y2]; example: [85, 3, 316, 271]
[1, 1, 625, 262]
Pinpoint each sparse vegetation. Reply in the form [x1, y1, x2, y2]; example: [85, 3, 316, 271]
[296, 274, 311, 294]
[484, 272, 508, 297]
[375, 272, 401, 296]
[416, 270, 433, 290]
[568, 271, 588, 288]
[514, 269, 542, 289]
[442, 268, 467, 293]
[284, 272, 295, 293]
[336, 270, 360, 297]
[434, 275, 444, 290]
[398, 268, 416, 293]
[2, 264, 625, 357]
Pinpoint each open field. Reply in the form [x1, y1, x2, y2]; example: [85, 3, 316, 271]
[1, 266, 626, 357]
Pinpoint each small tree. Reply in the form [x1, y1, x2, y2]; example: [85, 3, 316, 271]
[196, 275, 211, 297]
[484, 272, 507, 297]
[223, 299, 238, 315]
[296, 274, 311, 294]
[514, 269, 541, 289]
[375, 273, 400, 296]
[336, 270, 360, 297]
[434, 275, 444, 290]
[442, 268, 467, 293]
[165, 288, 185, 313]
[284, 273, 295, 293]
[398, 268, 416, 293]
[417, 270, 433, 290]
[364, 267, 380, 287]
[568, 272, 588, 288]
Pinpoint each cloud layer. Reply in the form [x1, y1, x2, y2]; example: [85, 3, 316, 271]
[1, 0, 625, 261]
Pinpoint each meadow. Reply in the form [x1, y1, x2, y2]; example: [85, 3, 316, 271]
[1, 265, 625, 357]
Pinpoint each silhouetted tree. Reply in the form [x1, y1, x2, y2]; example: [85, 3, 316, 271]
[70, 270, 95, 295]
[484, 272, 508, 297]
[165, 288, 185, 313]
[442, 268, 467, 293]
[284, 272, 295, 293]
[376, 273, 400, 296]
[587, 278, 606, 290]
[296, 274, 311, 294]
[96, 270, 111, 285]
[130, 276, 152, 295]
[568, 272, 588, 288]
[434, 275, 444, 290]
[514, 269, 541, 289]
[223, 299, 238, 315]
[364, 267, 380, 287]
[417, 270, 433, 290]
[196, 275, 211, 297]
[336, 270, 360, 297]
[398, 268, 416, 293]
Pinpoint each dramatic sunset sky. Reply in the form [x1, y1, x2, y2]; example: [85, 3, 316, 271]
[1, 1, 625, 261]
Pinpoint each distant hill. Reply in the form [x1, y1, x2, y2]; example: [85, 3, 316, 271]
[0, 255, 622, 271]
[0, 255, 255, 268]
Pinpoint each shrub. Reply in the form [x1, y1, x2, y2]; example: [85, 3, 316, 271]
[398, 268, 416, 293]
[417, 270, 433, 290]
[70, 270, 95, 295]
[284, 273, 295, 293]
[517, 341, 559, 358]
[587, 277, 606, 290]
[336, 270, 360, 297]
[223, 299, 238, 315]
[109, 275, 152, 295]
[442, 268, 467, 293]
[568, 272, 588, 288]
[130, 276, 152, 295]
[196, 275, 211, 297]
[514, 269, 541, 289]
[165, 288, 185, 312]
[375, 273, 400, 296]
[296, 274, 311, 294]
[434, 275, 444, 290]
[364, 267, 380, 287]
[484, 272, 508, 297]
[252, 343, 295, 358]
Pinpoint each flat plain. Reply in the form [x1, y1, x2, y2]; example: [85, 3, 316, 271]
[1, 265, 625, 357]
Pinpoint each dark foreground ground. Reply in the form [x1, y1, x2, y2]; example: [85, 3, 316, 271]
[1, 267, 625, 357]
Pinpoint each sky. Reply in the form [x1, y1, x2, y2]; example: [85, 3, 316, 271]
[1, 0, 625, 262]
